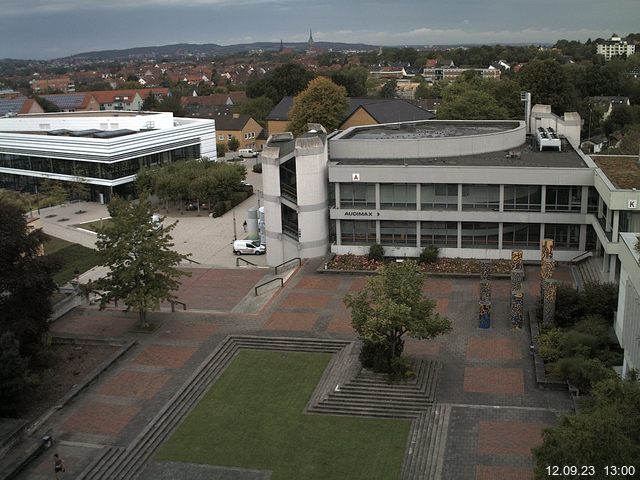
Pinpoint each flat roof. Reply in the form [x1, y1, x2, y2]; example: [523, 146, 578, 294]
[331, 137, 588, 169]
[342, 120, 520, 140]
[15, 110, 160, 118]
[592, 155, 640, 189]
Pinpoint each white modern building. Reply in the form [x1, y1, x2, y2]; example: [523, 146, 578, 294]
[0, 111, 215, 201]
[261, 107, 640, 374]
[596, 34, 636, 61]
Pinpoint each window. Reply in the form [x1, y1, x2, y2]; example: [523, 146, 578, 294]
[421, 184, 457, 210]
[228, 134, 233, 140]
[218, 135, 224, 141]
[503, 185, 542, 211]
[420, 222, 457, 247]
[340, 183, 375, 209]
[340, 220, 376, 245]
[587, 187, 599, 214]
[545, 186, 581, 212]
[502, 223, 540, 247]
[380, 184, 416, 210]
[544, 224, 580, 249]
[380, 221, 416, 246]
[461, 223, 499, 248]
[461, 185, 500, 211]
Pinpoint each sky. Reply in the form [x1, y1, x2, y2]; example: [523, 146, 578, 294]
[0, 0, 637, 60]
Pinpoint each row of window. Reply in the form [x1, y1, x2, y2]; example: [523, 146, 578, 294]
[337, 183, 598, 213]
[216, 132, 257, 141]
[0, 146, 200, 180]
[339, 220, 589, 250]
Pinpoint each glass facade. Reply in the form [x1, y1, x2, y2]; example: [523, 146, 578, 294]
[502, 223, 541, 247]
[420, 221, 458, 247]
[421, 184, 458, 210]
[340, 183, 375, 209]
[461, 185, 500, 211]
[380, 221, 416, 246]
[503, 185, 542, 211]
[0, 145, 200, 181]
[340, 220, 376, 245]
[380, 184, 416, 210]
[279, 158, 297, 202]
[545, 186, 582, 212]
[461, 222, 499, 248]
[281, 204, 298, 239]
[544, 224, 580, 249]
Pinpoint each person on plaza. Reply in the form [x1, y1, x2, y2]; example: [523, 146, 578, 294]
[243, 220, 247, 232]
[54, 453, 65, 478]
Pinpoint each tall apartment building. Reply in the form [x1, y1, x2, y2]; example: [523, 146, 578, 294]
[597, 34, 636, 61]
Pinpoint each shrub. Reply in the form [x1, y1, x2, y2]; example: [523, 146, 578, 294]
[552, 356, 616, 393]
[550, 284, 584, 327]
[252, 163, 262, 173]
[359, 339, 405, 374]
[559, 330, 602, 358]
[537, 327, 563, 363]
[582, 282, 618, 322]
[229, 191, 249, 207]
[0, 332, 30, 416]
[368, 243, 385, 261]
[419, 245, 439, 264]
[216, 142, 227, 157]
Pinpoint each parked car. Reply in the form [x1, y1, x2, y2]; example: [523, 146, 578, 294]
[233, 239, 266, 255]
[238, 148, 259, 158]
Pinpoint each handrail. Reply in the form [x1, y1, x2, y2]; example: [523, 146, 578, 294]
[275, 257, 301, 275]
[570, 251, 593, 264]
[254, 277, 283, 296]
[236, 257, 258, 267]
[185, 257, 201, 264]
[170, 300, 187, 312]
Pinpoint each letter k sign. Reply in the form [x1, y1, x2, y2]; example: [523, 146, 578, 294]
[629, 199, 637, 209]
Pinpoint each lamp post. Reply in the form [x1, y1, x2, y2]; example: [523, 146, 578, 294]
[232, 208, 237, 241]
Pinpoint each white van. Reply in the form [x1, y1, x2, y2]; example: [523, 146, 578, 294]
[238, 148, 259, 158]
[233, 239, 266, 255]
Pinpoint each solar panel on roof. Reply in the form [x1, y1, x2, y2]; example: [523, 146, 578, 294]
[43, 94, 85, 110]
[0, 98, 26, 116]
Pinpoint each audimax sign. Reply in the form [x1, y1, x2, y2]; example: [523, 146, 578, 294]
[343, 211, 380, 217]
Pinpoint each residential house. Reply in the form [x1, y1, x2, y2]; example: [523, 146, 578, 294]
[180, 92, 247, 109]
[40, 93, 100, 112]
[369, 65, 407, 79]
[588, 96, 631, 120]
[215, 113, 263, 151]
[266, 97, 435, 136]
[30, 76, 75, 93]
[0, 97, 44, 116]
[84, 89, 170, 111]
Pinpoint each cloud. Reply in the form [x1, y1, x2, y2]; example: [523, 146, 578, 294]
[2, 0, 286, 15]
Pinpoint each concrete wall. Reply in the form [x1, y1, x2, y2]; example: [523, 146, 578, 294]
[529, 105, 581, 148]
[330, 120, 525, 160]
[262, 145, 286, 266]
[0, 111, 175, 131]
[615, 233, 640, 375]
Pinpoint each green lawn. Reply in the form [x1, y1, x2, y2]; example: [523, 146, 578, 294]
[74, 218, 112, 232]
[157, 350, 411, 480]
[43, 234, 101, 285]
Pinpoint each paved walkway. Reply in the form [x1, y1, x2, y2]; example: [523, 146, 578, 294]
[37, 159, 266, 272]
[12, 260, 574, 480]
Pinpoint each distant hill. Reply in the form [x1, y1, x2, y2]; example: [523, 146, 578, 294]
[63, 41, 378, 60]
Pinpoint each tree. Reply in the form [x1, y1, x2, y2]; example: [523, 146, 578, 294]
[0, 201, 56, 363]
[0, 331, 30, 416]
[90, 196, 191, 328]
[141, 91, 160, 110]
[533, 374, 640, 478]
[39, 179, 68, 206]
[246, 63, 315, 104]
[69, 177, 90, 201]
[344, 260, 451, 372]
[287, 77, 348, 135]
[239, 96, 274, 127]
[331, 65, 369, 97]
[438, 86, 508, 120]
[380, 79, 397, 98]
[227, 136, 240, 152]
[517, 59, 577, 114]
[216, 142, 228, 157]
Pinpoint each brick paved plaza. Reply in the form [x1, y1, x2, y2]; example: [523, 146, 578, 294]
[14, 260, 575, 479]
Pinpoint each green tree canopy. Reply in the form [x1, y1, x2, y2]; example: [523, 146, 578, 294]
[533, 374, 640, 478]
[90, 196, 191, 327]
[438, 82, 509, 120]
[517, 59, 577, 113]
[227, 136, 240, 152]
[239, 96, 274, 127]
[379, 79, 397, 98]
[344, 260, 451, 371]
[246, 63, 315, 104]
[0, 201, 56, 363]
[286, 77, 348, 135]
[331, 65, 369, 97]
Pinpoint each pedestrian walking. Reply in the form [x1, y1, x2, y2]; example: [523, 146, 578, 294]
[243, 220, 247, 232]
[54, 453, 65, 479]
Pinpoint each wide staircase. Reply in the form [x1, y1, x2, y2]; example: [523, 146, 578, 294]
[77, 335, 444, 480]
[574, 255, 606, 286]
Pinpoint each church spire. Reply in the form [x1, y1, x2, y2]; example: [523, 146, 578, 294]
[308, 29, 314, 47]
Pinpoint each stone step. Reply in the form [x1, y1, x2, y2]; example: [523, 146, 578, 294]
[400, 411, 428, 480]
[326, 393, 432, 409]
[421, 403, 451, 480]
[76, 446, 125, 480]
[334, 386, 432, 399]
[309, 403, 422, 419]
